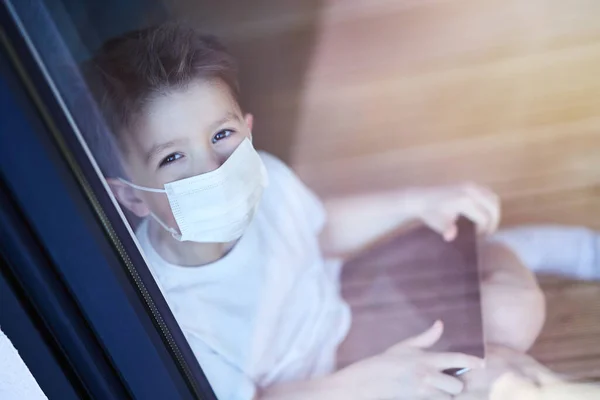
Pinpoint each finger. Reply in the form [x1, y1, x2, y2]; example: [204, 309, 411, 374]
[426, 352, 485, 370]
[454, 196, 493, 235]
[464, 182, 498, 206]
[443, 221, 458, 242]
[423, 212, 456, 239]
[395, 320, 444, 350]
[478, 189, 501, 234]
[464, 184, 501, 234]
[531, 368, 562, 386]
[517, 359, 562, 386]
[490, 345, 561, 385]
[424, 371, 465, 395]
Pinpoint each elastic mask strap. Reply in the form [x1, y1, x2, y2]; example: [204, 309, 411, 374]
[117, 177, 166, 193]
[117, 178, 181, 240]
[149, 212, 183, 241]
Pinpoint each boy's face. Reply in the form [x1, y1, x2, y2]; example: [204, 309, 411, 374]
[108, 79, 253, 230]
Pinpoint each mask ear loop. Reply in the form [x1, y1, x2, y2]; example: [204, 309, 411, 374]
[117, 177, 166, 193]
[117, 178, 183, 240]
[149, 212, 182, 241]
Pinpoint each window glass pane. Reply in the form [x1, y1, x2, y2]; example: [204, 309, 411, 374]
[8, 0, 600, 399]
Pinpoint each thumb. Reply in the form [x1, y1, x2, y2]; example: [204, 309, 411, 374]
[423, 213, 458, 242]
[399, 320, 444, 349]
[443, 223, 458, 242]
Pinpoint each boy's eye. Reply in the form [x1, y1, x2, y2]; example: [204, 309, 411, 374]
[159, 152, 183, 168]
[212, 129, 235, 144]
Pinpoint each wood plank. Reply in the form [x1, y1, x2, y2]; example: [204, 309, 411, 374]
[502, 190, 600, 230]
[293, 46, 600, 160]
[532, 334, 600, 364]
[171, 0, 600, 229]
[305, 1, 600, 86]
[169, 0, 600, 385]
[523, 278, 600, 380]
[295, 119, 600, 196]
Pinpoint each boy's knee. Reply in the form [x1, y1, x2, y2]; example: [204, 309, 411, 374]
[482, 281, 545, 351]
[480, 241, 539, 288]
[479, 242, 546, 351]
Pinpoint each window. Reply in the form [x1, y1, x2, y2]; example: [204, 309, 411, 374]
[2, 1, 600, 400]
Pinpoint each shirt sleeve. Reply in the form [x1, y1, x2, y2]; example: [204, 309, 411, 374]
[491, 226, 600, 280]
[259, 152, 327, 234]
[186, 333, 256, 400]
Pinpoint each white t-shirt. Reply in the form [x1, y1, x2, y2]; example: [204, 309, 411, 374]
[136, 152, 351, 400]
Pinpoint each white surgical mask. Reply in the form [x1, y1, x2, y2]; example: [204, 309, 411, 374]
[120, 138, 268, 243]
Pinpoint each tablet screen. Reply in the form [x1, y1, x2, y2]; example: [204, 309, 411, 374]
[416, 217, 485, 361]
[338, 216, 485, 370]
[432, 217, 485, 373]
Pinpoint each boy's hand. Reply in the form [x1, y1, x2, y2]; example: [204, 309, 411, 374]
[489, 372, 545, 400]
[411, 183, 500, 241]
[455, 345, 560, 400]
[330, 321, 484, 399]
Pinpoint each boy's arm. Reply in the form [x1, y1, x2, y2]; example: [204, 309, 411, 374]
[320, 184, 545, 351]
[320, 183, 500, 259]
[254, 377, 335, 400]
[257, 321, 484, 400]
[319, 189, 421, 259]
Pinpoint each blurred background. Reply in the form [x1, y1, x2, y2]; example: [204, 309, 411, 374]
[168, 0, 600, 382]
[36, 0, 600, 383]
[166, 0, 600, 231]
[52, 0, 600, 230]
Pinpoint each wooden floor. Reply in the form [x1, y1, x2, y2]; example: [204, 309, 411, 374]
[336, 227, 600, 384]
[169, 0, 600, 389]
[531, 275, 600, 382]
[171, 0, 600, 231]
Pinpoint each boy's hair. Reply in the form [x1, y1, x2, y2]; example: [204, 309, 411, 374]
[83, 23, 240, 156]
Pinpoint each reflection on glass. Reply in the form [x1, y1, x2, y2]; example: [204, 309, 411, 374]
[12, 0, 600, 399]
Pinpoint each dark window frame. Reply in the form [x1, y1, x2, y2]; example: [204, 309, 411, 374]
[0, 1, 216, 398]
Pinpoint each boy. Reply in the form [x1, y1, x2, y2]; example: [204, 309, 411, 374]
[85, 24, 545, 399]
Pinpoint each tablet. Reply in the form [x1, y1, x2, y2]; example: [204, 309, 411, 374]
[337, 215, 486, 373]
[435, 217, 485, 375]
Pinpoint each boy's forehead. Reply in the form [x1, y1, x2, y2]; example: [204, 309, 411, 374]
[121, 80, 243, 167]
[126, 80, 242, 156]
[145, 80, 241, 126]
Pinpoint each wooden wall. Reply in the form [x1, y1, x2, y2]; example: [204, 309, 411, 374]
[168, 0, 600, 229]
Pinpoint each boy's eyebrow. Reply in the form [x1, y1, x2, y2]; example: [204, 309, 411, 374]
[145, 140, 180, 164]
[209, 112, 241, 131]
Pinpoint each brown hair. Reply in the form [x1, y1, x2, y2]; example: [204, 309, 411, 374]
[83, 23, 240, 150]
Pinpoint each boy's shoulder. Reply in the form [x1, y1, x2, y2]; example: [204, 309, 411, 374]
[257, 151, 299, 190]
[257, 151, 288, 175]
[257, 150, 326, 233]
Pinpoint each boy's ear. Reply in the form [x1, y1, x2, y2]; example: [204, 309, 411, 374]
[106, 178, 151, 218]
[244, 113, 254, 134]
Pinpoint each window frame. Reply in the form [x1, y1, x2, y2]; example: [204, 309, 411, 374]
[0, 2, 216, 399]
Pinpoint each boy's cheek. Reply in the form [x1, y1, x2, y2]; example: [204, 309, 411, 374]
[143, 193, 178, 228]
